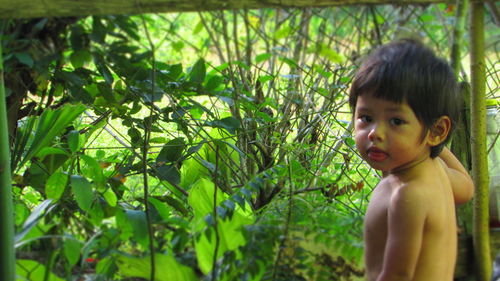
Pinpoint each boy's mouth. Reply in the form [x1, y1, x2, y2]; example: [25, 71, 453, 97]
[367, 147, 388, 162]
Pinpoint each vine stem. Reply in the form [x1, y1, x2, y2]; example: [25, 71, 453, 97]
[211, 145, 221, 281]
[141, 16, 156, 281]
[0, 22, 16, 281]
[271, 156, 294, 279]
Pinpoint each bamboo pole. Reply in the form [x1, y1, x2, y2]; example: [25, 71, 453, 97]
[470, 2, 491, 280]
[0, 31, 16, 281]
[0, 0, 457, 19]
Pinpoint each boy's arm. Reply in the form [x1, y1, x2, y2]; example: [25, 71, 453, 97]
[438, 147, 474, 204]
[376, 182, 426, 281]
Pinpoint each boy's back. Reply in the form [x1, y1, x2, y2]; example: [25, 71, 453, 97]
[364, 156, 457, 281]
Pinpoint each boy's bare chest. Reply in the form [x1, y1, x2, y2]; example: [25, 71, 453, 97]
[364, 187, 390, 238]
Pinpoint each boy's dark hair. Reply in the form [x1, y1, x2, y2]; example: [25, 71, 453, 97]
[349, 39, 460, 158]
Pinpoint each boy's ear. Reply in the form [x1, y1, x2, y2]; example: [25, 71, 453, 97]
[427, 116, 451, 146]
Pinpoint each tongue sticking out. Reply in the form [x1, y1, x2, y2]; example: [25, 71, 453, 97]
[368, 150, 388, 162]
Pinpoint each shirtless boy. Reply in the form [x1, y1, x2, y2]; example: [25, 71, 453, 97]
[349, 39, 474, 281]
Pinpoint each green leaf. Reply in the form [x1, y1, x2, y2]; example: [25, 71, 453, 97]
[258, 75, 274, 84]
[274, 25, 292, 39]
[80, 154, 105, 189]
[318, 44, 346, 63]
[15, 199, 56, 244]
[71, 175, 94, 212]
[166, 64, 183, 80]
[15, 52, 34, 67]
[63, 236, 82, 266]
[156, 138, 186, 163]
[256, 53, 272, 63]
[162, 196, 188, 216]
[156, 164, 181, 185]
[148, 197, 171, 220]
[206, 117, 240, 134]
[115, 253, 197, 281]
[172, 41, 184, 52]
[189, 59, 206, 84]
[97, 82, 117, 104]
[205, 75, 224, 92]
[149, 137, 167, 143]
[345, 137, 355, 147]
[188, 179, 254, 274]
[279, 56, 298, 68]
[70, 25, 86, 50]
[115, 210, 134, 240]
[68, 130, 80, 153]
[125, 210, 148, 247]
[45, 172, 68, 201]
[193, 20, 204, 35]
[18, 104, 86, 169]
[16, 260, 64, 281]
[93, 52, 114, 85]
[70, 49, 91, 69]
[91, 17, 107, 43]
[103, 188, 118, 207]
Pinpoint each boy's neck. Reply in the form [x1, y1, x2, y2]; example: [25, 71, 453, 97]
[387, 153, 431, 177]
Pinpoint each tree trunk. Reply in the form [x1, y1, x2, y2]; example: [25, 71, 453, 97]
[0, 34, 16, 281]
[470, 2, 491, 281]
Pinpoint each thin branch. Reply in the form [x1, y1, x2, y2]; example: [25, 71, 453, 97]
[140, 16, 156, 281]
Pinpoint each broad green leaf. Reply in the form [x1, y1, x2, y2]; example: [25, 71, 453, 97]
[172, 41, 184, 52]
[162, 196, 189, 216]
[193, 20, 204, 35]
[93, 52, 114, 85]
[255, 53, 272, 63]
[149, 137, 167, 143]
[148, 197, 171, 220]
[70, 25, 86, 50]
[18, 103, 86, 169]
[274, 25, 292, 39]
[15, 52, 34, 67]
[70, 49, 91, 69]
[97, 82, 117, 104]
[206, 117, 241, 134]
[115, 253, 197, 281]
[67, 130, 80, 153]
[15, 199, 56, 244]
[80, 154, 105, 189]
[103, 188, 118, 207]
[36, 147, 69, 159]
[204, 75, 224, 92]
[45, 172, 68, 201]
[189, 59, 206, 84]
[258, 75, 274, 84]
[71, 175, 93, 212]
[156, 164, 180, 185]
[16, 260, 64, 281]
[63, 236, 82, 266]
[115, 210, 134, 240]
[188, 179, 254, 274]
[188, 179, 224, 218]
[124, 210, 148, 248]
[91, 17, 107, 43]
[318, 44, 346, 63]
[156, 138, 186, 163]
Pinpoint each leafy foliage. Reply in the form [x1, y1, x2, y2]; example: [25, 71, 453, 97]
[2, 4, 497, 281]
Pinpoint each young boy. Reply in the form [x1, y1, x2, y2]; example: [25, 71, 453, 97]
[349, 39, 474, 281]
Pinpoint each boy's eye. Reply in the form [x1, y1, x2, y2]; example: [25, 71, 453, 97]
[358, 115, 372, 123]
[389, 118, 405, 126]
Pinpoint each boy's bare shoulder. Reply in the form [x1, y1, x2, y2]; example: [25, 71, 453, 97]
[379, 175, 429, 212]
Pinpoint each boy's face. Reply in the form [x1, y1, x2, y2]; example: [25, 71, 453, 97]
[353, 93, 431, 172]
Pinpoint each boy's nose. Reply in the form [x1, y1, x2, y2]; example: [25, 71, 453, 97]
[368, 125, 383, 142]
